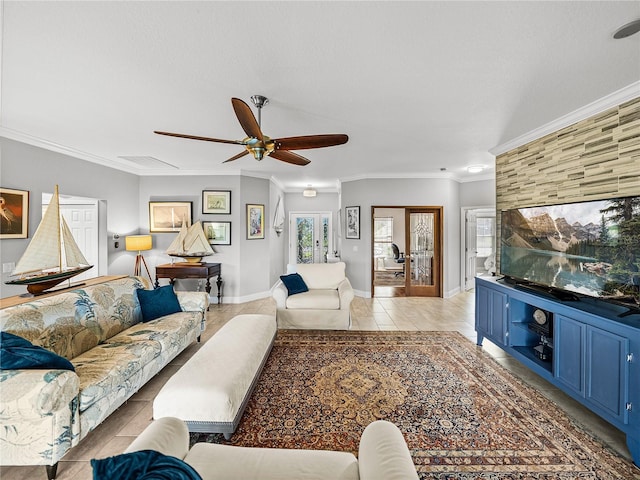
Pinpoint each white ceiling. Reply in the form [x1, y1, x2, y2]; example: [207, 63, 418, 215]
[1, 1, 639, 192]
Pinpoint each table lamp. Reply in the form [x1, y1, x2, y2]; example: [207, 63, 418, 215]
[125, 234, 153, 281]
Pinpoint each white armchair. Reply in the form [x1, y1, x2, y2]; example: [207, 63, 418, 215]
[272, 262, 354, 330]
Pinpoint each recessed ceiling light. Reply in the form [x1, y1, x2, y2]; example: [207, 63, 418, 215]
[613, 19, 640, 39]
[467, 165, 485, 173]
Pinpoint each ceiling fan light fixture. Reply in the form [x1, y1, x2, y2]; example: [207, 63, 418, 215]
[467, 164, 485, 174]
[303, 185, 317, 197]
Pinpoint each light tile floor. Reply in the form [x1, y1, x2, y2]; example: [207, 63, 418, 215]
[1, 291, 635, 479]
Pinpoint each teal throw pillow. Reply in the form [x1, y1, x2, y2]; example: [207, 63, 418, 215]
[92, 449, 202, 480]
[280, 273, 309, 296]
[136, 285, 182, 322]
[0, 331, 75, 371]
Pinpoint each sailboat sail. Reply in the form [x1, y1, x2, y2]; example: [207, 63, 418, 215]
[166, 221, 213, 257]
[61, 218, 90, 268]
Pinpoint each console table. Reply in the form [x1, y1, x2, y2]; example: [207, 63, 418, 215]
[155, 262, 222, 304]
[475, 276, 639, 466]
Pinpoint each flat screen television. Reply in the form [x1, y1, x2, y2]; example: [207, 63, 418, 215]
[499, 195, 640, 313]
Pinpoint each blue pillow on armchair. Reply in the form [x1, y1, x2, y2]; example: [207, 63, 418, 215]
[136, 285, 183, 322]
[0, 331, 75, 371]
[92, 449, 202, 480]
[280, 273, 309, 296]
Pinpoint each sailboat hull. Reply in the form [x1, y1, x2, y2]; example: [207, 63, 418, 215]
[6, 265, 93, 295]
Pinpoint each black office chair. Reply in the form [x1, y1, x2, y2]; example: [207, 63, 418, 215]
[391, 243, 405, 277]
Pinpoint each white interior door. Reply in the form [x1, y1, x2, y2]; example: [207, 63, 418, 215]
[43, 200, 99, 283]
[289, 212, 332, 265]
[465, 210, 477, 291]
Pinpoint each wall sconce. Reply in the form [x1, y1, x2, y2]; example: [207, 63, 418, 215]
[125, 234, 153, 281]
[303, 185, 317, 197]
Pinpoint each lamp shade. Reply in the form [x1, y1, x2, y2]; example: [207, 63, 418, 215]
[125, 234, 152, 252]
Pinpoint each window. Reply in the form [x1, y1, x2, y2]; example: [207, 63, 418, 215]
[476, 217, 495, 258]
[374, 217, 394, 258]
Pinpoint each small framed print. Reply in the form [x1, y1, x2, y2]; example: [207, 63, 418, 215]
[149, 201, 192, 233]
[202, 190, 231, 214]
[246, 204, 264, 240]
[0, 187, 29, 239]
[345, 206, 360, 239]
[203, 221, 231, 245]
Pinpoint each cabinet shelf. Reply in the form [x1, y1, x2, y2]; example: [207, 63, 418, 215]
[512, 345, 552, 373]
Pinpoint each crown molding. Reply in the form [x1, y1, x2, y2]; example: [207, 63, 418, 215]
[490, 81, 640, 156]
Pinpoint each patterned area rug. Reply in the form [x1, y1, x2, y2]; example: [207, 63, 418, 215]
[191, 330, 639, 479]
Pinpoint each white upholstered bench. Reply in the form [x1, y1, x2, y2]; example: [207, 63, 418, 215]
[153, 314, 277, 439]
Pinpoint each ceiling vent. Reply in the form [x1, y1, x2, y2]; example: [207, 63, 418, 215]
[118, 156, 178, 169]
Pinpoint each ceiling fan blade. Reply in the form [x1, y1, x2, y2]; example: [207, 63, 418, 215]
[275, 134, 349, 151]
[154, 131, 244, 145]
[231, 98, 263, 140]
[270, 150, 311, 166]
[222, 150, 250, 163]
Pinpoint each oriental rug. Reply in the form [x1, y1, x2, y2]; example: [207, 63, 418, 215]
[191, 330, 639, 479]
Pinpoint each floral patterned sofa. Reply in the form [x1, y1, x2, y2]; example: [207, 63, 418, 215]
[0, 276, 208, 479]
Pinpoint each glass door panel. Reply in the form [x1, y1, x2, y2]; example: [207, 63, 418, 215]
[405, 208, 441, 296]
[289, 212, 332, 264]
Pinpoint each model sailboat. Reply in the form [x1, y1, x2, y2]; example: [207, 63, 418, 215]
[6, 185, 93, 295]
[165, 221, 214, 263]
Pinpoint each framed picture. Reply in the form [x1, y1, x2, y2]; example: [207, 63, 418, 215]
[203, 221, 231, 245]
[246, 204, 265, 240]
[0, 187, 29, 239]
[149, 201, 192, 233]
[345, 206, 360, 239]
[202, 190, 231, 214]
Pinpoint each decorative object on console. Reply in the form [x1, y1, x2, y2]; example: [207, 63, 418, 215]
[125, 234, 153, 280]
[0, 187, 29, 239]
[166, 221, 214, 263]
[345, 206, 360, 239]
[154, 95, 348, 166]
[202, 221, 231, 245]
[273, 196, 285, 236]
[5, 185, 93, 295]
[202, 190, 231, 215]
[247, 204, 264, 240]
[149, 201, 192, 233]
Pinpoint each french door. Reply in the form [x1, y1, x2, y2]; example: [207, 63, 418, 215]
[405, 207, 442, 297]
[289, 212, 332, 264]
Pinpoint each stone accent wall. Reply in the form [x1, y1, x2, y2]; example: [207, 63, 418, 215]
[495, 96, 640, 268]
[496, 97, 640, 212]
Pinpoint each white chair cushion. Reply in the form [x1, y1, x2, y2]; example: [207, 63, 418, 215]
[186, 442, 359, 480]
[285, 290, 340, 310]
[296, 262, 346, 290]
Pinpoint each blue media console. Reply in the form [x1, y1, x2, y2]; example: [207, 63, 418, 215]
[475, 276, 640, 466]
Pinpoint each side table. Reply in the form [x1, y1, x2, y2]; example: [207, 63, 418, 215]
[155, 262, 222, 304]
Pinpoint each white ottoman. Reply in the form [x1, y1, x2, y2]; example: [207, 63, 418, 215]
[153, 314, 277, 439]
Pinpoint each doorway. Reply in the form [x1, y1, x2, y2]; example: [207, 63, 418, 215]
[289, 212, 333, 264]
[461, 207, 496, 291]
[371, 206, 443, 297]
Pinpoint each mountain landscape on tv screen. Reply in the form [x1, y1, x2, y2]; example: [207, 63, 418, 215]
[501, 196, 640, 307]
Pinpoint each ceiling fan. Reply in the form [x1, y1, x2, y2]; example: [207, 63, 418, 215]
[154, 95, 348, 166]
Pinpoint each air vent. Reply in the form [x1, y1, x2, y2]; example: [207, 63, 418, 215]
[118, 156, 178, 169]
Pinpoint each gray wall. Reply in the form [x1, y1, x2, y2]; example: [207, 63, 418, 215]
[1, 137, 496, 300]
[0, 138, 139, 298]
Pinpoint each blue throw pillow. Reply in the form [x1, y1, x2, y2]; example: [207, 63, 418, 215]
[136, 285, 183, 322]
[280, 273, 309, 296]
[91, 449, 202, 480]
[0, 331, 75, 371]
